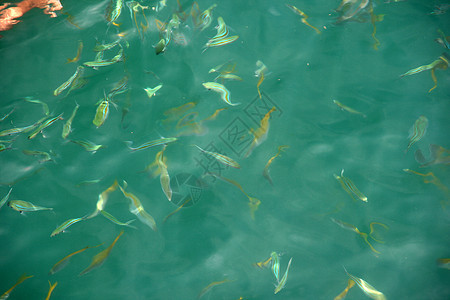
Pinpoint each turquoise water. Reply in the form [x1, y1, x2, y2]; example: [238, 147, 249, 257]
[1, 0, 449, 299]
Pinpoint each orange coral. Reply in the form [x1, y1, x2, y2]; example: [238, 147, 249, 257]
[0, 0, 62, 34]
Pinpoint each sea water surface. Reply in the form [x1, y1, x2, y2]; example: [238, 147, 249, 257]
[0, 0, 449, 299]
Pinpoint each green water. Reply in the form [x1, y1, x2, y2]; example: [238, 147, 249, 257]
[1, 0, 449, 299]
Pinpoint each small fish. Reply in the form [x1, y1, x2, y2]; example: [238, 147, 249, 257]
[333, 99, 366, 118]
[206, 173, 261, 219]
[286, 4, 321, 34]
[83, 48, 124, 68]
[406, 115, 428, 152]
[125, 137, 177, 151]
[209, 61, 236, 74]
[49, 244, 102, 275]
[144, 85, 163, 99]
[8, 200, 53, 213]
[255, 60, 267, 77]
[201, 107, 229, 122]
[263, 145, 289, 185]
[334, 169, 367, 202]
[93, 39, 121, 52]
[70, 140, 106, 152]
[100, 210, 137, 229]
[270, 251, 280, 281]
[331, 218, 386, 254]
[437, 258, 450, 270]
[204, 35, 239, 50]
[196, 4, 217, 31]
[0, 188, 12, 210]
[256, 71, 264, 99]
[0, 274, 33, 300]
[154, 38, 167, 55]
[403, 169, 450, 208]
[75, 179, 102, 187]
[62, 102, 80, 139]
[415, 144, 450, 167]
[28, 113, 64, 140]
[54, 66, 85, 96]
[51, 217, 87, 237]
[214, 73, 242, 82]
[209, 17, 229, 42]
[0, 143, 10, 152]
[119, 183, 157, 231]
[67, 40, 83, 63]
[0, 107, 15, 122]
[274, 257, 293, 294]
[45, 281, 57, 300]
[334, 279, 356, 300]
[22, 150, 52, 163]
[79, 230, 124, 276]
[194, 145, 240, 169]
[198, 278, 232, 299]
[343, 268, 386, 300]
[0, 124, 37, 137]
[126, 1, 150, 40]
[254, 256, 272, 269]
[163, 197, 191, 223]
[202, 82, 240, 106]
[107, 76, 129, 99]
[87, 180, 119, 219]
[105, 0, 124, 25]
[400, 54, 449, 92]
[93, 98, 110, 128]
[245, 107, 276, 157]
[157, 146, 172, 202]
[25, 97, 49, 116]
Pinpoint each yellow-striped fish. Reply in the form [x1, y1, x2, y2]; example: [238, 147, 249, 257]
[54, 66, 84, 96]
[1, 274, 33, 299]
[209, 17, 228, 42]
[157, 146, 172, 202]
[66, 40, 83, 63]
[286, 4, 321, 34]
[334, 169, 367, 202]
[343, 268, 386, 300]
[0, 188, 12, 210]
[79, 230, 124, 276]
[101, 210, 136, 229]
[125, 137, 177, 151]
[62, 102, 80, 139]
[194, 145, 240, 169]
[8, 200, 53, 213]
[263, 145, 289, 185]
[93, 98, 110, 128]
[45, 281, 57, 300]
[406, 115, 428, 152]
[87, 180, 119, 219]
[334, 279, 355, 300]
[333, 99, 366, 118]
[119, 183, 157, 231]
[51, 216, 87, 237]
[25, 97, 49, 116]
[274, 257, 293, 294]
[196, 4, 217, 31]
[245, 107, 276, 157]
[204, 35, 239, 50]
[202, 82, 240, 106]
[198, 278, 232, 299]
[70, 140, 106, 152]
[28, 113, 64, 139]
[144, 85, 163, 99]
[105, 0, 124, 25]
